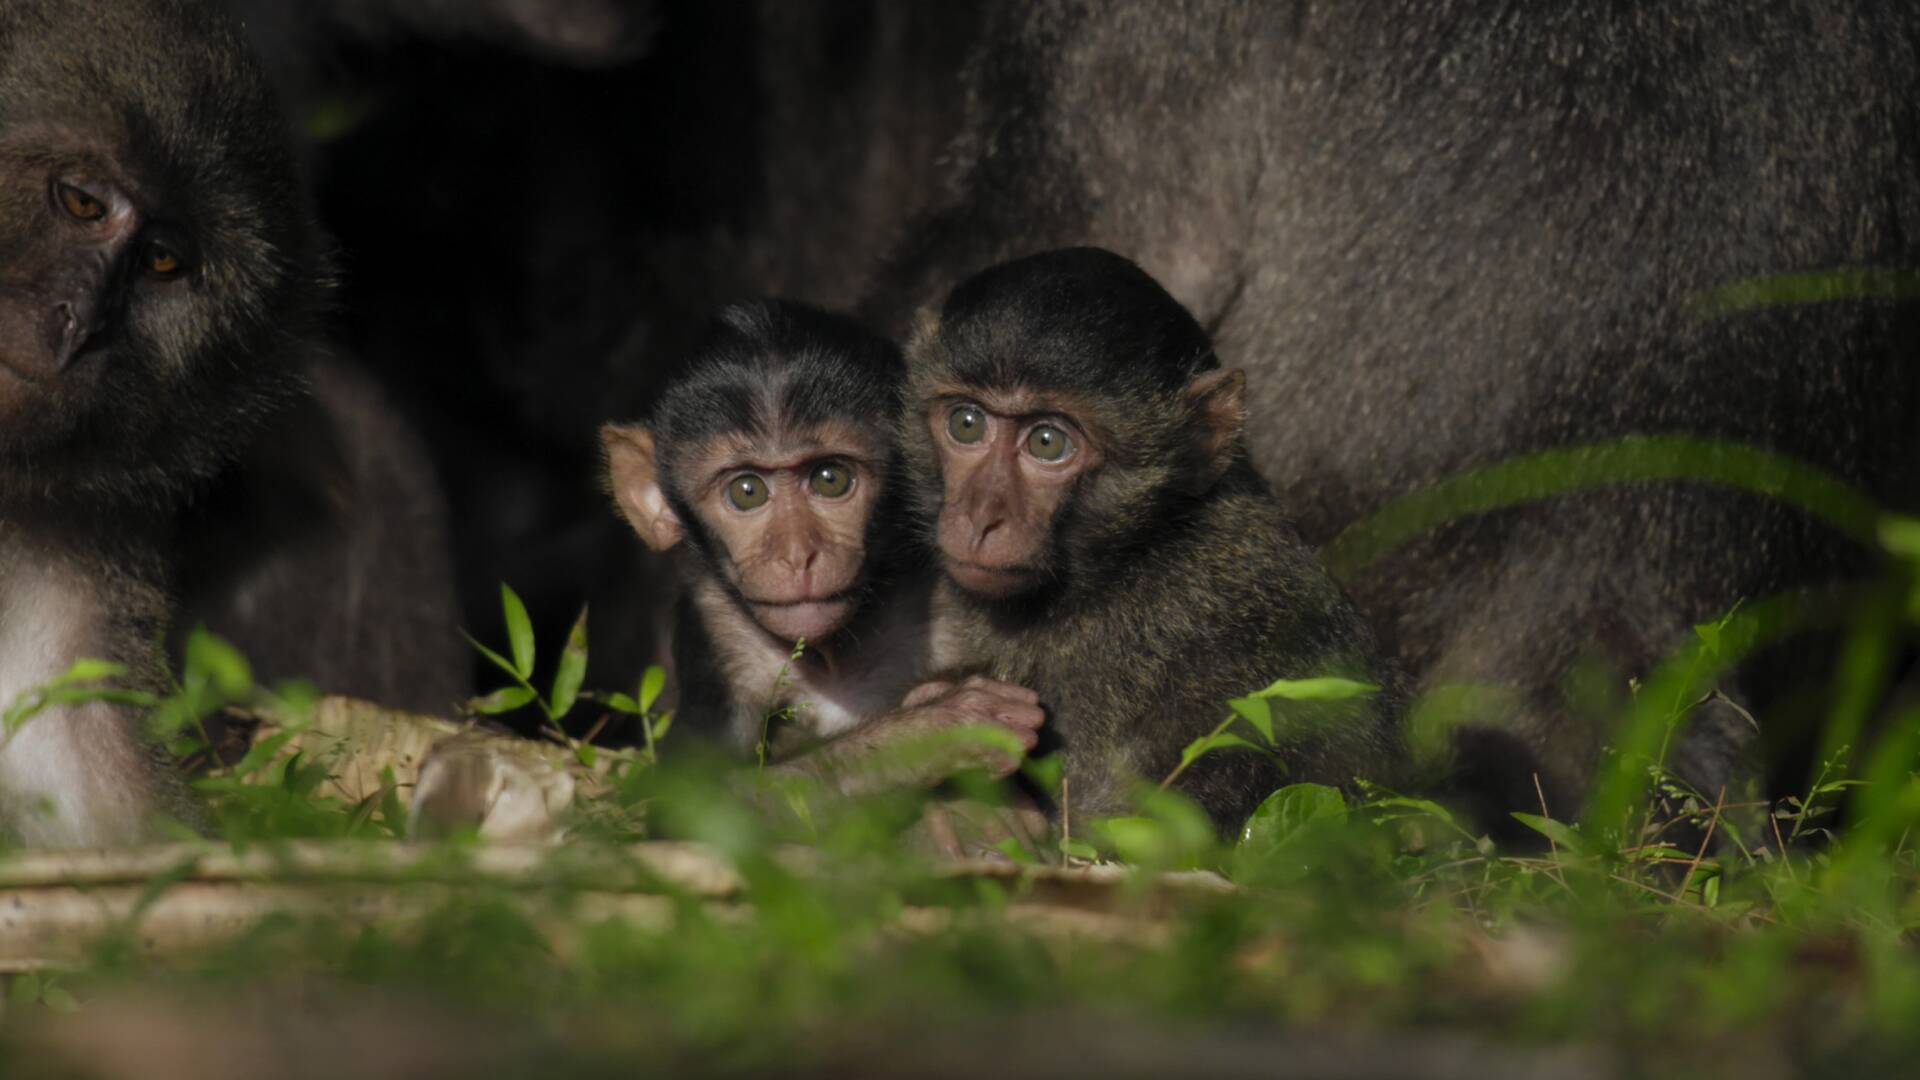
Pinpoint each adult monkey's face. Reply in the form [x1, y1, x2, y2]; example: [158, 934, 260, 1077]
[0, 0, 322, 505]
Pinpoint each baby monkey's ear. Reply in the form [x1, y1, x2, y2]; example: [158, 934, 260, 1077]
[601, 423, 686, 550]
[1183, 367, 1248, 495]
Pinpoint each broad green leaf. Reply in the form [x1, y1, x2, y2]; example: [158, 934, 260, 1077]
[1227, 697, 1274, 743]
[1510, 812, 1590, 856]
[470, 685, 536, 716]
[1240, 782, 1348, 849]
[269, 679, 322, 723]
[992, 837, 1036, 865]
[226, 728, 302, 780]
[1096, 816, 1168, 865]
[1248, 676, 1379, 701]
[1878, 513, 1920, 557]
[185, 629, 252, 698]
[46, 688, 155, 709]
[575, 743, 598, 768]
[639, 665, 667, 712]
[1366, 795, 1459, 827]
[1021, 753, 1065, 799]
[40, 986, 77, 1014]
[463, 631, 523, 682]
[53, 658, 128, 685]
[651, 711, 674, 741]
[549, 605, 589, 719]
[1177, 731, 1264, 769]
[606, 693, 641, 715]
[501, 583, 536, 679]
[1059, 838, 1100, 861]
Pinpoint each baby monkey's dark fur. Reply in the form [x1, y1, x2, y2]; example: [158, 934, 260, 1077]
[603, 301, 1044, 788]
[907, 248, 1404, 834]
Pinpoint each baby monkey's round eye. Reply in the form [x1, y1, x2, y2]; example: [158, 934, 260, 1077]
[146, 242, 183, 278]
[1026, 423, 1070, 462]
[726, 473, 769, 511]
[947, 405, 987, 444]
[810, 462, 853, 498]
[55, 182, 106, 222]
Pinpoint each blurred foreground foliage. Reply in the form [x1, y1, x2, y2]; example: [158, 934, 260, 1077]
[8, 456, 1920, 1077]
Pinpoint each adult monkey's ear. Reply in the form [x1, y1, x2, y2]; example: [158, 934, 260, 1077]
[601, 423, 686, 550]
[1183, 367, 1248, 495]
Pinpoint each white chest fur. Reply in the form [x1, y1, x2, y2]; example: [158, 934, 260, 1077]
[690, 580, 932, 753]
[0, 562, 151, 846]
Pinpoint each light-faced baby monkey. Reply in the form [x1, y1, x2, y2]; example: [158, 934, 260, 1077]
[905, 247, 1406, 835]
[601, 300, 1044, 796]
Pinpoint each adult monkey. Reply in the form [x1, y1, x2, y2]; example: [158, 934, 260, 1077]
[872, 3, 1920, 829]
[0, 0, 460, 845]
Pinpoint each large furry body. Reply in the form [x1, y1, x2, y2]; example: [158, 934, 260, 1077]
[876, 3, 1920, 820]
[0, 0, 461, 843]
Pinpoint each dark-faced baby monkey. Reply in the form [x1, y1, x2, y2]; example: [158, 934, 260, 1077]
[601, 300, 1044, 796]
[905, 248, 1405, 835]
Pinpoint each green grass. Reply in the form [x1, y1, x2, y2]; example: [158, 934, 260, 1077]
[9, 449, 1920, 1078]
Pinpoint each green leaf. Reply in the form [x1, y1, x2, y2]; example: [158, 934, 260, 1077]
[1177, 731, 1264, 769]
[9, 973, 39, 1007]
[1239, 782, 1348, 850]
[575, 743, 599, 768]
[606, 693, 641, 715]
[227, 728, 302, 780]
[992, 837, 1036, 865]
[651, 711, 674, 741]
[463, 632, 523, 682]
[1882, 514, 1920, 567]
[185, 629, 252, 699]
[639, 665, 667, 713]
[1059, 838, 1100, 861]
[501, 583, 536, 679]
[267, 679, 322, 723]
[469, 685, 536, 716]
[1095, 816, 1168, 865]
[40, 986, 77, 1014]
[1020, 753, 1065, 800]
[1365, 795, 1459, 828]
[1247, 675, 1379, 701]
[1227, 697, 1275, 743]
[54, 658, 128, 684]
[549, 605, 589, 719]
[1510, 812, 1590, 856]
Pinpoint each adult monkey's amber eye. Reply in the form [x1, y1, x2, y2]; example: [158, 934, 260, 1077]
[726, 473, 770, 511]
[947, 405, 986, 444]
[1026, 423, 1070, 462]
[147, 243, 183, 277]
[810, 462, 853, 497]
[55, 182, 106, 222]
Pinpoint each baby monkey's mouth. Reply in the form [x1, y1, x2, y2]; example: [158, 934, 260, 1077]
[744, 590, 859, 644]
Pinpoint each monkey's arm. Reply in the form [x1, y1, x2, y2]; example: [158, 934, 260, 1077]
[753, 676, 1044, 800]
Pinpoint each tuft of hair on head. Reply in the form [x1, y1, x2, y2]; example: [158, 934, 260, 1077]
[932, 247, 1219, 403]
[648, 299, 905, 476]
